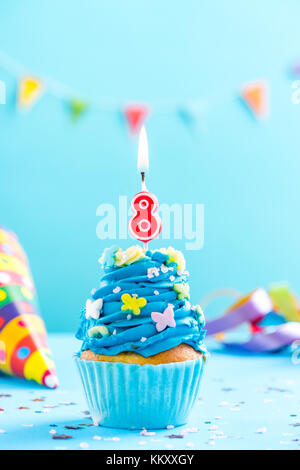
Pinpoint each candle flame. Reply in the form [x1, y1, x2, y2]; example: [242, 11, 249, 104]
[137, 125, 149, 173]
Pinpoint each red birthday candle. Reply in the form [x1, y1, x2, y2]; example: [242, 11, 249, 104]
[128, 126, 162, 247]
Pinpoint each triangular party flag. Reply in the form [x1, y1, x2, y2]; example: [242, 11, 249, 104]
[68, 98, 89, 121]
[240, 81, 268, 119]
[0, 227, 58, 389]
[124, 104, 148, 133]
[18, 76, 43, 110]
[178, 101, 205, 132]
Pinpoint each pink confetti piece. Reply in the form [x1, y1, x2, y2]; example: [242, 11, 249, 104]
[79, 442, 89, 449]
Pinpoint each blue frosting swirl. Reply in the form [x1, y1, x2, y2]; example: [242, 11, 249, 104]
[76, 247, 206, 357]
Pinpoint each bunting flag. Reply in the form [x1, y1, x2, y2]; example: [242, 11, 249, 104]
[124, 104, 148, 133]
[178, 102, 205, 131]
[240, 80, 268, 119]
[18, 76, 43, 110]
[68, 98, 89, 121]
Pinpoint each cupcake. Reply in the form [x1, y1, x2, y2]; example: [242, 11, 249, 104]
[75, 245, 207, 429]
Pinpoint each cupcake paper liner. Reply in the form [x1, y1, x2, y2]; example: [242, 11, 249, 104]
[75, 355, 205, 429]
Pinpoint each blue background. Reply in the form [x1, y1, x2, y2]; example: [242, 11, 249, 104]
[0, 0, 299, 332]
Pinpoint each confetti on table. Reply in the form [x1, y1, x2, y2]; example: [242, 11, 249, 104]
[165, 434, 184, 439]
[79, 442, 89, 449]
[52, 434, 73, 440]
[256, 427, 267, 434]
[64, 425, 83, 430]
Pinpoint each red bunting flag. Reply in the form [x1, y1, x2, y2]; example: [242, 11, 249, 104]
[124, 104, 148, 133]
[240, 81, 268, 119]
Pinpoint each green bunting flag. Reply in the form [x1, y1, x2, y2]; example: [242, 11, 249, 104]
[68, 98, 89, 121]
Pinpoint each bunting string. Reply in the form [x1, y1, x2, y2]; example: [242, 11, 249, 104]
[0, 49, 297, 133]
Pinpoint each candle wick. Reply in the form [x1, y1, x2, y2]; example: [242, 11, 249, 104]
[141, 171, 147, 191]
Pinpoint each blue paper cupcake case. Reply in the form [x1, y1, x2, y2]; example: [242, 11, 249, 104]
[75, 355, 206, 429]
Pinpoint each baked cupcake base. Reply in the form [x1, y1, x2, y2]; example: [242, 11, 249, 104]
[75, 346, 205, 429]
[80, 343, 202, 365]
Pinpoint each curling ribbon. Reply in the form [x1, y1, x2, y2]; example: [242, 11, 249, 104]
[0, 227, 58, 388]
[204, 287, 300, 352]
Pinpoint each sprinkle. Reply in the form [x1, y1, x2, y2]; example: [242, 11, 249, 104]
[160, 265, 169, 274]
[52, 434, 73, 440]
[140, 337, 147, 342]
[64, 425, 83, 430]
[79, 442, 89, 449]
[49, 429, 56, 435]
[93, 435, 102, 440]
[256, 427, 267, 434]
[113, 286, 121, 293]
[139, 441, 147, 445]
[166, 424, 174, 429]
[140, 429, 156, 436]
[147, 267, 160, 279]
[88, 325, 109, 338]
[85, 298, 103, 320]
[165, 434, 184, 439]
[127, 314, 132, 320]
[18, 406, 29, 410]
[32, 398, 45, 402]
[169, 275, 175, 282]
[113, 329, 117, 335]
[154, 290, 159, 295]
[121, 293, 147, 316]
[22, 424, 33, 427]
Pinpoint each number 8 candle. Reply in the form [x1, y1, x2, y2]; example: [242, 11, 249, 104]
[129, 126, 162, 249]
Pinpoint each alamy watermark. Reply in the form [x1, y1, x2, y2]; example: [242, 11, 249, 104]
[96, 196, 204, 251]
[0, 80, 6, 104]
[291, 81, 300, 104]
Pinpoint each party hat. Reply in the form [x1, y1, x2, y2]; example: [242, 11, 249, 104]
[0, 227, 58, 388]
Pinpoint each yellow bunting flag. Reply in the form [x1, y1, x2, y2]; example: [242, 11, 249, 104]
[18, 76, 43, 110]
[240, 80, 268, 119]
